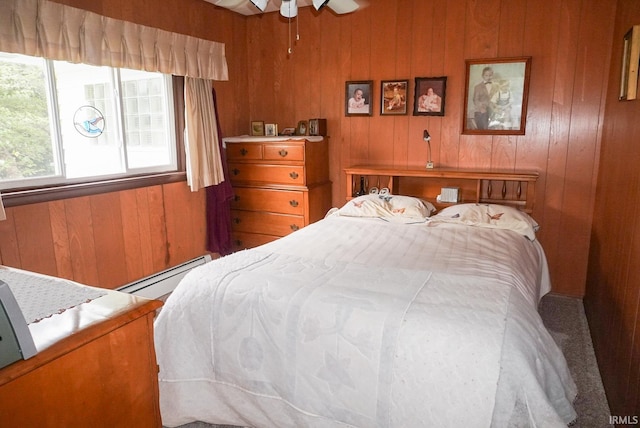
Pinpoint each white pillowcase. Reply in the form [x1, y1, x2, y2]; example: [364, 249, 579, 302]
[337, 194, 435, 223]
[430, 203, 539, 240]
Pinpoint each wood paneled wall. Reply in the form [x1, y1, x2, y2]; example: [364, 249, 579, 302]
[243, 0, 616, 297]
[7, 1, 616, 296]
[586, 0, 640, 417]
[0, 182, 206, 289]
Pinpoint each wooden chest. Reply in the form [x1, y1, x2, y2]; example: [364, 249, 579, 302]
[225, 137, 331, 251]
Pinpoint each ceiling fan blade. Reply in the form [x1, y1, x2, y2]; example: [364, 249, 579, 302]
[326, 0, 359, 14]
[312, 0, 330, 11]
[213, 0, 246, 8]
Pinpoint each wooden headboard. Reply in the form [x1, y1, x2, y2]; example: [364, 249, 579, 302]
[344, 165, 539, 213]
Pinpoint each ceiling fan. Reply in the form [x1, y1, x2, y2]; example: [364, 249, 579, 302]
[211, 0, 361, 18]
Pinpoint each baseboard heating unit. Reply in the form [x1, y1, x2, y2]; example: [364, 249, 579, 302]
[118, 254, 212, 299]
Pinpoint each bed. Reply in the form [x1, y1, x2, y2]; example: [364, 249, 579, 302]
[155, 181, 577, 428]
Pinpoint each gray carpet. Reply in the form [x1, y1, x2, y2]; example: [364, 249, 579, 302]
[538, 294, 612, 427]
[168, 294, 611, 428]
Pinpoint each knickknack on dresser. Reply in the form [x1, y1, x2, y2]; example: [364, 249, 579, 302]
[224, 136, 332, 251]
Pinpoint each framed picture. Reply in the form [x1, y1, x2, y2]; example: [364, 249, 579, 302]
[309, 118, 327, 136]
[281, 127, 296, 136]
[251, 121, 265, 136]
[265, 123, 277, 137]
[296, 120, 308, 136]
[413, 77, 447, 116]
[463, 57, 532, 135]
[345, 81, 373, 116]
[620, 25, 640, 101]
[380, 80, 409, 115]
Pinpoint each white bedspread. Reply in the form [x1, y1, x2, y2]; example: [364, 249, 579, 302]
[155, 216, 576, 427]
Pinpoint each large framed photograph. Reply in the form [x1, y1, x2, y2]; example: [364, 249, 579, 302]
[380, 80, 408, 115]
[620, 25, 640, 101]
[414, 77, 447, 116]
[463, 57, 531, 135]
[345, 81, 373, 116]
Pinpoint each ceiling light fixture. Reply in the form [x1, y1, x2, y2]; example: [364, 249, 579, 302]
[280, 0, 298, 18]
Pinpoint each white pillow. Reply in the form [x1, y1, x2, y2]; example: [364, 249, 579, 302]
[337, 194, 435, 223]
[430, 203, 539, 240]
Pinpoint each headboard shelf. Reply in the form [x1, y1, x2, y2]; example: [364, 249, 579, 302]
[344, 165, 539, 213]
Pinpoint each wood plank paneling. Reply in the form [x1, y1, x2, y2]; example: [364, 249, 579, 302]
[90, 192, 128, 288]
[243, 0, 615, 300]
[64, 197, 100, 286]
[12, 203, 57, 276]
[585, 0, 640, 419]
[49, 200, 74, 279]
[0, 209, 21, 268]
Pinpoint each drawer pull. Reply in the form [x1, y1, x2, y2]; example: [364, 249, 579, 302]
[232, 168, 240, 176]
[233, 217, 241, 224]
[279, 149, 288, 157]
[289, 171, 299, 179]
[240, 148, 248, 156]
[234, 195, 240, 202]
[234, 239, 243, 247]
[290, 224, 300, 231]
[289, 200, 299, 207]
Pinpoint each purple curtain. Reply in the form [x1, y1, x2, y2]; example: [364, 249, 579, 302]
[205, 88, 234, 255]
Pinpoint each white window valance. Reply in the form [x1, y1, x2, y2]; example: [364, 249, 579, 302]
[0, 0, 229, 80]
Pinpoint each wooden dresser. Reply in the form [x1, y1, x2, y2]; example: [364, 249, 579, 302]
[0, 270, 162, 427]
[225, 136, 331, 250]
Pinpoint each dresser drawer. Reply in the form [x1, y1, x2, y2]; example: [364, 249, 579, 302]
[231, 187, 305, 215]
[231, 210, 305, 236]
[229, 163, 305, 185]
[226, 142, 263, 160]
[263, 144, 304, 161]
[231, 232, 279, 251]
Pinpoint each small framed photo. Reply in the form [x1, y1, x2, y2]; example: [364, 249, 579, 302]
[309, 118, 327, 136]
[296, 120, 308, 136]
[281, 127, 296, 136]
[345, 81, 373, 116]
[463, 57, 531, 135]
[381, 80, 409, 115]
[414, 77, 447, 116]
[265, 123, 278, 137]
[251, 121, 265, 136]
[620, 25, 640, 101]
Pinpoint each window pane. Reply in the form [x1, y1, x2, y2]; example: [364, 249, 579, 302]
[0, 53, 57, 183]
[120, 69, 176, 170]
[52, 61, 124, 178]
[1, 52, 178, 193]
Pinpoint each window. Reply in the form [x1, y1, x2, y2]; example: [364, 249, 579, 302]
[0, 52, 177, 192]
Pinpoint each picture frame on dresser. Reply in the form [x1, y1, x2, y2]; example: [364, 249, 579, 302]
[265, 123, 278, 137]
[380, 80, 409, 115]
[251, 121, 265, 136]
[296, 121, 308, 136]
[414, 77, 446, 116]
[308, 118, 327, 136]
[463, 57, 531, 135]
